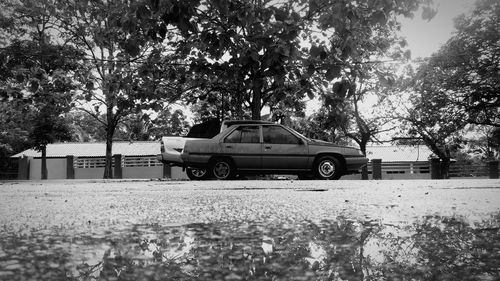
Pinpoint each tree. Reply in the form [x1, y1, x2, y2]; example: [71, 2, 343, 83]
[182, 0, 312, 120]
[114, 108, 189, 141]
[294, 109, 341, 142]
[465, 126, 500, 160]
[385, 61, 468, 178]
[66, 111, 107, 142]
[0, 41, 80, 179]
[47, 0, 199, 178]
[301, 0, 433, 153]
[0, 101, 32, 172]
[0, 0, 84, 179]
[421, 0, 499, 128]
[149, 109, 189, 138]
[387, 0, 500, 177]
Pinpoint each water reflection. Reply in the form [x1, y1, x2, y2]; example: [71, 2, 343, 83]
[0, 214, 499, 280]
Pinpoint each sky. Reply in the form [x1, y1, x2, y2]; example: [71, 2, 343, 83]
[398, 0, 476, 58]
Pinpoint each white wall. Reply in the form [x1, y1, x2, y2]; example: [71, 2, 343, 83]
[29, 158, 67, 180]
[123, 166, 163, 179]
[171, 167, 188, 180]
[75, 168, 104, 179]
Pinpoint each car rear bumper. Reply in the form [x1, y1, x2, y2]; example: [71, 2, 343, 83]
[180, 153, 211, 169]
[156, 148, 184, 167]
[344, 156, 369, 174]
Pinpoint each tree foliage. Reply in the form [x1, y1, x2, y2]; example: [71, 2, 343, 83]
[386, 0, 500, 176]
[419, 0, 499, 128]
[0, 3, 83, 178]
[40, 0, 199, 178]
[0, 101, 32, 162]
[302, 0, 431, 152]
[181, 0, 310, 120]
[115, 109, 190, 141]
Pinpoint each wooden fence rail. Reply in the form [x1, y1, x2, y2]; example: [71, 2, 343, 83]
[361, 160, 498, 179]
[449, 164, 489, 178]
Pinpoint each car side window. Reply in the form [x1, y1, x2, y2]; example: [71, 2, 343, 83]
[224, 126, 260, 143]
[263, 126, 301, 144]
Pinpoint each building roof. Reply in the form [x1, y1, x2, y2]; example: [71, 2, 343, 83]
[366, 145, 433, 162]
[12, 141, 161, 158]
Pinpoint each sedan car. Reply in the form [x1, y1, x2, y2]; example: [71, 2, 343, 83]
[180, 121, 368, 180]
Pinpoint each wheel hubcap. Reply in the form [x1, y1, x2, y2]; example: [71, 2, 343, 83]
[191, 169, 206, 177]
[319, 161, 335, 178]
[214, 162, 230, 179]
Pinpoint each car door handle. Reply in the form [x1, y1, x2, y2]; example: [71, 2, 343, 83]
[226, 145, 233, 149]
[265, 146, 272, 150]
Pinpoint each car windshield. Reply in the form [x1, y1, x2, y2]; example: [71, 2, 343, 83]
[286, 127, 310, 141]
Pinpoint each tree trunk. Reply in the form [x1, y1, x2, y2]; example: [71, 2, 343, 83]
[251, 79, 262, 120]
[359, 142, 367, 156]
[103, 105, 115, 179]
[41, 145, 48, 180]
[235, 75, 245, 119]
[440, 157, 451, 179]
[103, 134, 113, 179]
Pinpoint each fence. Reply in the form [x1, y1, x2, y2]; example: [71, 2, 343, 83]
[0, 158, 19, 180]
[123, 156, 163, 167]
[354, 161, 430, 180]
[16, 155, 180, 180]
[13, 155, 500, 180]
[74, 157, 115, 169]
[356, 159, 499, 180]
[449, 163, 489, 178]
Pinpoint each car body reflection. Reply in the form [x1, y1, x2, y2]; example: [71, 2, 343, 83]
[0, 214, 499, 280]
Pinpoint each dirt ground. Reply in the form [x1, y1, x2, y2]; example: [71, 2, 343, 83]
[1, 179, 499, 230]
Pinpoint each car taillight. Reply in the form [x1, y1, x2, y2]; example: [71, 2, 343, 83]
[160, 140, 165, 153]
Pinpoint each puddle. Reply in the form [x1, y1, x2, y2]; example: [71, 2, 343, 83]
[0, 214, 499, 280]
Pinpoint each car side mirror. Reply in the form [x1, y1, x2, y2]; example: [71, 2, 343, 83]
[298, 139, 304, 145]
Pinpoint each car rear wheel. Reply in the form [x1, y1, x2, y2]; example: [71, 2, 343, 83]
[314, 156, 342, 180]
[211, 158, 236, 180]
[186, 168, 211, 180]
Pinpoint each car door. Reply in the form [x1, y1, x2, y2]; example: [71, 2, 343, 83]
[221, 125, 262, 170]
[261, 125, 308, 171]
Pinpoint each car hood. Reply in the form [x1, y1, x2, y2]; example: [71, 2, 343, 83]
[307, 139, 363, 155]
[307, 139, 341, 147]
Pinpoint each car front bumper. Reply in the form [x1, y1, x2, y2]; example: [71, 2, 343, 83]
[344, 156, 369, 174]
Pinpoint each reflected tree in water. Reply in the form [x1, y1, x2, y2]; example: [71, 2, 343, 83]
[1, 215, 499, 280]
[377, 215, 500, 280]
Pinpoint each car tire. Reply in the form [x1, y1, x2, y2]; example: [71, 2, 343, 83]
[210, 158, 236, 180]
[186, 168, 211, 180]
[314, 156, 343, 180]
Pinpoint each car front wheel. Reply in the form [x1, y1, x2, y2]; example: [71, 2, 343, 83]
[211, 158, 236, 180]
[314, 156, 343, 180]
[186, 168, 211, 180]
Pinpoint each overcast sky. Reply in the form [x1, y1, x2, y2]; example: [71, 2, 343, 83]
[398, 0, 476, 58]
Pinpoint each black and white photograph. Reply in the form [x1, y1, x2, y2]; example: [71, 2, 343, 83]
[0, 0, 499, 280]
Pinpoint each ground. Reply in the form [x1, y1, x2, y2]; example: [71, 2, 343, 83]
[2, 179, 499, 228]
[1, 179, 499, 280]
